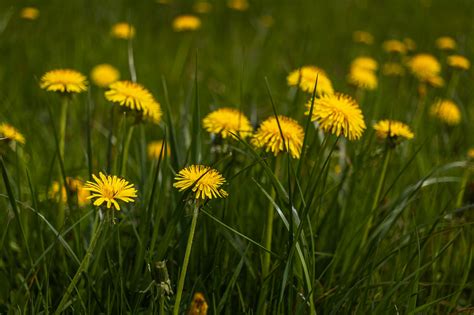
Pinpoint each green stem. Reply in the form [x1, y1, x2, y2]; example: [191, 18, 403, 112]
[456, 163, 470, 208]
[447, 71, 460, 99]
[173, 203, 200, 315]
[361, 147, 392, 247]
[120, 124, 135, 176]
[54, 213, 103, 314]
[59, 97, 69, 159]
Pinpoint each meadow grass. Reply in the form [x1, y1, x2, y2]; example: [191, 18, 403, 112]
[0, 0, 473, 313]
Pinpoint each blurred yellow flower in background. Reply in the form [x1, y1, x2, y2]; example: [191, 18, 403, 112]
[228, 0, 249, 11]
[147, 140, 171, 160]
[430, 99, 461, 126]
[447, 55, 470, 70]
[351, 57, 378, 71]
[193, 2, 212, 14]
[252, 115, 304, 159]
[307, 93, 366, 141]
[403, 38, 417, 51]
[174, 165, 228, 199]
[84, 173, 137, 210]
[188, 292, 208, 315]
[90, 64, 120, 88]
[435, 36, 456, 50]
[407, 54, 441, 82]
[382, 40, 407, 54]
[20, 7, 39, 20]
[40, 69, 88, 94]
[111, 22, 135, 39]
[49, 177, 90, 207]
[203, 107, 253, 139]
[353, 30, 374, 45]
[347, 67, 378, 90]
[172, 15, 201, 32]
[467, 148, 474, 160]
[105, 81, 162, 124]
[373, 120, 414, 141]
[0, 123, 25, 144]
[287, 66, 334, 96]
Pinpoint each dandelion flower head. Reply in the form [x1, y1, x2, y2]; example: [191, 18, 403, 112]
[111, 22, 135, 39]
[287, 66, 334, 96]
[40, 69, 88, 94]
[351, 57, 378, 71]
[84, 172, 137, 210]
[347, 67, 378, 90]
[382, 40, 407, 54]
[0, 123, 25, 144]
[174, 165, 228, 200]
[20, 7, 39, 20]
[91, 64, 120, 88]
[227, 0, 249, 11]
[147, 140, 171, 160]
[407, 54, 441, 82]
[353, 30, 374, 45]
[202, 107, 253, 139]
[306, 93, 366, 141]
[435, 36, 456, 50]
[430, 99, 461, 126]
[404, 38, 416, 51]
[188, 292, 209, 315]
[447, 55, 470, 71]
[172, 15, 201, 32]
[49, 177, 90, 207]
[373, 120, 414, 142]
[252, 115, 304, 159]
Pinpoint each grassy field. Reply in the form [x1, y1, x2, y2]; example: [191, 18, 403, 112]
[0, 0, 473, 313]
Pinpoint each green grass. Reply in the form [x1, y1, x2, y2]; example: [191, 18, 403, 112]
[1, 0, 473, 313]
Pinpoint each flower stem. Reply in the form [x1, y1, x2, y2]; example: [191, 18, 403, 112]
[59, 97, 69, 159]
[456, 163, 470, 209]
[361, 147, 392, 247]
[54, 213, 103, 314]
[120, 124, 135, 176]
[173, 202, 200, 315]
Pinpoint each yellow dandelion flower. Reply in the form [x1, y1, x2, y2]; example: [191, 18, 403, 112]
[430, 99, 461, 126]
[252, 115, 304, 159]
[382, 62, 405, 76]
[90, 64, 120, 88]
[49, 178, 90, 207]
[40, 69, 88, 94]
[147, 140, 171, 159]
[227, 0, 249, 11]
[287, 66, 334, 96]
[0, 123, 25, 144]
[407, 54, 441, 82]
[188, 292, 208, 315]
[347, 67, 378, 90]
[202, 107, 253, 139]
[105, 80, 162, 124]
[193, 2, 212, 14]
[84, 172, 137, 210]
[426, 75, 445, 88]
[403, 38, 416, 51]
[351, 57, 378, 71]
[435, 36, 456, 50]
[111, 22, 135, 39]
[382, 40, 407, 54]
[373, 120, 414, 141]
[447, 55, 470, 71]
[467, 148, 474, 160]
[174, 165, 228, 200]
[353, 30, 374, 45]
[307, 93, 366, 141]
[20, 7, 39, 20]
[172, 15, 201, 32]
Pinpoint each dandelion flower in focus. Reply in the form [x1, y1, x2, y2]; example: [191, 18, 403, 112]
[435, 36, 456, 50]
[373, 120, 414, 141]
[84, 172, 137, 210]
[202, 107, 253, 139]
[105, 80, 162, 124]
[172, 15, 201, 32]
[430, 99, 461, 126]
[353, 30, 374, 45]
[382, 40, 407, 54]
[306, 93, 366, 141]
[228, 0, 249, 11]
[347, 67, 378, 90]
[287, 66, 334, 96]
[20, 7, 39, 20]
[407, 54, 441, 82]
[382, 62, 405, 76]
[193, 2, 212, 14]
[447, 55, 470, 71]
[90, 64, 120, 88]
[351, 57, 378, 71]
[111, 22, 135, 39]
[188, 292, 209, 315]
[40, 69, 87, 94]
[0, 123, 25, 144]
[174, 165, 228, 200]
[252, 115, 304, 159]
[147, 140, 170, 160]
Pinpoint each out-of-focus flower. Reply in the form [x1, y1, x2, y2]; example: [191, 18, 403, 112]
[227, 0, 249, 11]
[347, 67, 378, 90]
[20, 7, 39, 20]
[188, 292, 208, 315]
[111, 23, 135, 39]
[353, 30, 374, 45]
[49, 177, 90, 207]
[435, 36, 456, 50]
[147, 140, 171, 159]
[407, 54, 441, 82]
[202, 107, 253, 139]
[193, 2, 213, 14]
[430, 99, 461, 126]
[90, 64, 120, 88]
[403, 38, 416, 51]
[172, 15, 201, 32]
[0, 123, 25, 145]
[351, 57, 378, 71]
[382, 40, 407, 54]
[287, 66, 334, 96]
[447, 55, 470, 71]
